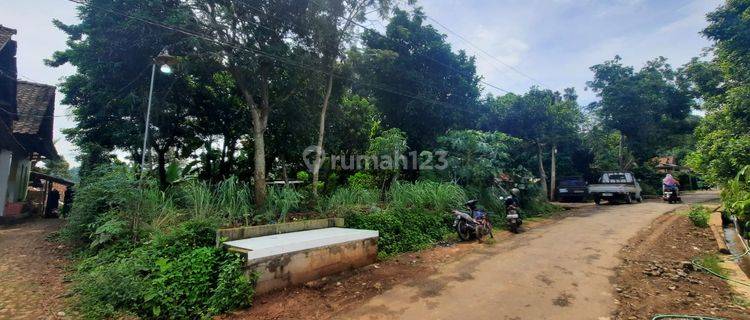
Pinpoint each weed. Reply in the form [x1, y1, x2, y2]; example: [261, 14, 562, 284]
[688, 205, 711, 228]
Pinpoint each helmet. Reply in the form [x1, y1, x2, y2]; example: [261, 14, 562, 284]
[511, 188, 520, 196]
[465, 199, 479, 209]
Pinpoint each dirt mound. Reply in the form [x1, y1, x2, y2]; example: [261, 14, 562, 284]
[613, 214, 750, 319]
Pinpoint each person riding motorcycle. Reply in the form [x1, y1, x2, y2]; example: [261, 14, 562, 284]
[663, 174, 680, 194]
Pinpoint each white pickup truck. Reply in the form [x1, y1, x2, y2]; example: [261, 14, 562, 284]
[588, 172, 643, 205]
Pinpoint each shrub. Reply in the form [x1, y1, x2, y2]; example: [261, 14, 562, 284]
[688, 205, 711, 228]
[61, 164, 140, 245]
[73, 220, 255, 319]
[346, 208, 451, 258]
[296, 171, 310, 182]
[347, 172, 377, 190]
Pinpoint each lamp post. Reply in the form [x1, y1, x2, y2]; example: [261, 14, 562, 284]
[140, 49, 179, 180]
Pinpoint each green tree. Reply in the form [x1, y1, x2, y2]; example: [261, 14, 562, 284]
[307, 0, 392, 197]
[48, 0, 201, 181]
[684, 0, 750, 184]
[191, 0, 309, 205]
[354, 9, 482, 153]
[435, 130, 519, 187]
[587, 56, 695, 163]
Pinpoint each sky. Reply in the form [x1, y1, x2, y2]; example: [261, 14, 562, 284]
[0, 0, 723, 167]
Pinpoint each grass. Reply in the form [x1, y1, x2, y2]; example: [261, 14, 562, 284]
[695, 254, 729, 277]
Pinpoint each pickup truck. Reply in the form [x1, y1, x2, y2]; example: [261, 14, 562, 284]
[588, 172, 643, 205]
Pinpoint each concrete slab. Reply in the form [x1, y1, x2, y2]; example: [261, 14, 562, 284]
[224, 227, 379, 294]
[224, 227, 378, 260]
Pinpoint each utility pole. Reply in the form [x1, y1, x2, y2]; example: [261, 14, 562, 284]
[140, 64, 157, 180]
[550, 145, 557, 201]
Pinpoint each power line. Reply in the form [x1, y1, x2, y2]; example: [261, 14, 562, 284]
[425, 16, 548, 90]
[64, 0, 487, 113]
[231, 0, 511, 93]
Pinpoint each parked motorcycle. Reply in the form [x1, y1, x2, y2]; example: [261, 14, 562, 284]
[504, 195, 523, 233]
[451, 200, 493, 241]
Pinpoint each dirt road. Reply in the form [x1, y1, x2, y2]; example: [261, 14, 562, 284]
[0, 219, 69, 319]
[340, 191, 720, 320]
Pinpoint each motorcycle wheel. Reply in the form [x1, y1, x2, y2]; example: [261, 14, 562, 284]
[509, 222, 519, 234]
[456, 220, 473, 241]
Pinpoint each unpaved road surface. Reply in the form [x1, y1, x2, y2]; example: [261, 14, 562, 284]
[341, 191, 720, 320]
[0, 219, 69, 320]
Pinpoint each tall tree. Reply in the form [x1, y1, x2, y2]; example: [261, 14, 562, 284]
[587, 56, 695, 163]
[354, 9, 482, 153]
[48, 0, 201, 179]
[684, 0, 750, 184]
[308, 0, 392, 197]
[191, 0, 308, 205]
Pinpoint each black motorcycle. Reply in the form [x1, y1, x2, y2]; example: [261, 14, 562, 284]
[451, 200, 493, 241]
[662, 186, 682, 204]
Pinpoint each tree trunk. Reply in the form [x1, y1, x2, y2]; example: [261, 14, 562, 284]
[156, 147, 167, 188]
[537, 142, 549, 200]
[618, 132, 624, 170]
[251, 113, 267, 206]
[311, 70, 335, 197]
[550, 144, 557, 201]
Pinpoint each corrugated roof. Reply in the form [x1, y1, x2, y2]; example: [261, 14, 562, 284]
[0, 25, 16, 51]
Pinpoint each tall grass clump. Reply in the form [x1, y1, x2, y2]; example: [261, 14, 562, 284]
[215, 176, 253, 224]
[326, 187, 379, 215]
[388, 180, 466, 212]
[263, 186, 304, 223]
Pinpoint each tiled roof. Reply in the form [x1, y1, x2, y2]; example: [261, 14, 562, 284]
[14, 81, 58, 159]
[0, 25, 16, 51]
[15, 81, 55, 135]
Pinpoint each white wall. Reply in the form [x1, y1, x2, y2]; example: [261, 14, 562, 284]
[6, 156, 30, 203]
[0, 150, 13, 217]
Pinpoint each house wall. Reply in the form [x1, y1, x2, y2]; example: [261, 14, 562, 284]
[0, 149, 12, 217]
[6, 155, 30, 202]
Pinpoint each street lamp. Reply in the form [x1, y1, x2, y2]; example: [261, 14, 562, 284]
[140, 49, 179, 179]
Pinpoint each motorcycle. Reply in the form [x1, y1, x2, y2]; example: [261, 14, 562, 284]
[504, 196, 523, 233]
[662, 186, 682, 204]
[451, 201, 493, 241]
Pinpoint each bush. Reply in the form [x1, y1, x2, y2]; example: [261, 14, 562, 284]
[688, 205, 711, 228]
[345, 181, 463, 258]
[61, 164, 140, 245]
[73, 220, 255, 319]
[347, 172, 377, 190]
[345, 208, 443, 258]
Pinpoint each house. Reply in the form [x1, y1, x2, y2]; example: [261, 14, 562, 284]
[0, 25, 60, 218]
[0, 24, 23, 218]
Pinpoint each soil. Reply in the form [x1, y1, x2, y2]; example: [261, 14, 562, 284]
[612, 212, 750, 319]
[220, 241, 480, 320]
[226, 192, 723, 320]
[0, 218, 71, 320]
